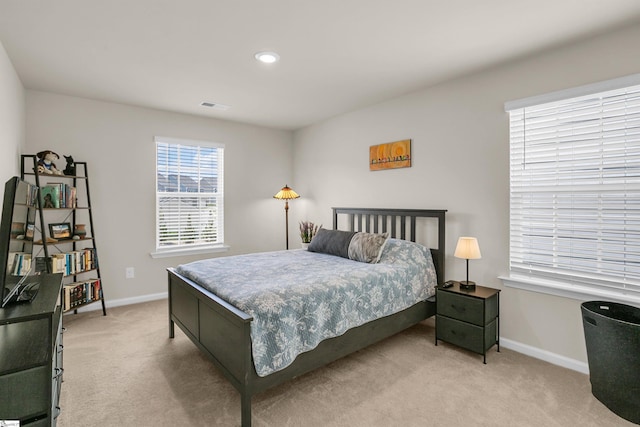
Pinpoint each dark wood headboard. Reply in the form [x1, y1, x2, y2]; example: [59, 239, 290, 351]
[332, 207, 447, 284]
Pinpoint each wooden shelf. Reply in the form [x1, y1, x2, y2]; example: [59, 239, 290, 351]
[23, 172, 87, 180]
[57, 268, 98, 278]
[41, 206, 90, 210]
[33, 237, 94, 245]
[63, 297, 101, 313]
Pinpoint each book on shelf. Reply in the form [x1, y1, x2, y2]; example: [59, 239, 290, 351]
[29, 184, 38, 206]
[8, 252, 32, 276]
[63, 279, 101, 311]
[7, 251, 20, 270]
[21, 182, 39, 207]
[49, 248, 97, 276]
[39, 183, 77, 208]
[35, 256, 48, 273]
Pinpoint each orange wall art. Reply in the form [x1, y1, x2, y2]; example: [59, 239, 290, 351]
[369, 139, 412, 171]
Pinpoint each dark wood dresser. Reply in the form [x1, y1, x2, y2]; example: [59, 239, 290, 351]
[0, 273, 64, 426]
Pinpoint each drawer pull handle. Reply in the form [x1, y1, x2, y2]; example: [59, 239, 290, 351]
[451, 304, 465, 313]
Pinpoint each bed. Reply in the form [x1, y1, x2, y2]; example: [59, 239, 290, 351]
[167, 207, 446, 426]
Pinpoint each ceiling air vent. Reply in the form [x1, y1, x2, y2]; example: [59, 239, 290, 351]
[200, 102, 230, 111]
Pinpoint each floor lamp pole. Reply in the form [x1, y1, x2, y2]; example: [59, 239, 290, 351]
[284, 200, 290, 250]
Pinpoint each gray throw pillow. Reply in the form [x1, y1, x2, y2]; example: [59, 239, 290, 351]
[307, 228, 356, 259]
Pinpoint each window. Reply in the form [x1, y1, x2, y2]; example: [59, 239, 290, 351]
[153, 137, 225, 257]
[503, 74, 640, 303]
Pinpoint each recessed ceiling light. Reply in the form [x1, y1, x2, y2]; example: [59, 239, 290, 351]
[255, 51, 280, 64]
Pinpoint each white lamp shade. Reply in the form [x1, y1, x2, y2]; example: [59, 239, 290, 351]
[454, 237, 481, 260]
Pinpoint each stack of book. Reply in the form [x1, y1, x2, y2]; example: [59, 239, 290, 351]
[63, 279, 101, 311]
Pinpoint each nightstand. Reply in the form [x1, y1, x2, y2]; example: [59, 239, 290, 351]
[435, 282, 500, 363]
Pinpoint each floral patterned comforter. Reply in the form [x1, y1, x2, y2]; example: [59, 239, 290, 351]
[175, 238, 437, 377]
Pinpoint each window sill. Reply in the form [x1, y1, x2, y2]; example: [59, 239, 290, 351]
[150, 244, 230, 259]
[499, 274, 640, 307]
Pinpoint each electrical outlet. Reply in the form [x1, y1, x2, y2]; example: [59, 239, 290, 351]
[125, 267, 135, 279]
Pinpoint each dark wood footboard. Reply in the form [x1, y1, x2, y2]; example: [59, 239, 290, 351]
[168, 270, 253, 391]
[167, 208, 446, 427]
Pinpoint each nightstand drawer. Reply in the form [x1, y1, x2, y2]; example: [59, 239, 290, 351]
[436, 315, 497, 354]
[437, 291, 485, 325]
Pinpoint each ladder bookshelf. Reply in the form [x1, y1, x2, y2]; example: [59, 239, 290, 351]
[21, 154, 106, 315]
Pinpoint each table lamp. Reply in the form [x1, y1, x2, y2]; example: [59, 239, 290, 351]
[454, 236, 481, 290]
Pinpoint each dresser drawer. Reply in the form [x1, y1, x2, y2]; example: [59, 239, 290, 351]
[24, 417, 51, 427]
[0, 365, 49, 419]
[437, 291, 486, 325]
[437, 315, 497, 354]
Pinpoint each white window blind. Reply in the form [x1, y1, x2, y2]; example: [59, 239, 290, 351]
[155, 137, 224, 251]
[507, 82, 640, 299]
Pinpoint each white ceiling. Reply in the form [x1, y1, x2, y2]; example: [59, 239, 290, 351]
[2, 1, 640, 130]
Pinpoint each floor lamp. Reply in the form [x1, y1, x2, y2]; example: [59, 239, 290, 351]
[273, 185, 300, 250]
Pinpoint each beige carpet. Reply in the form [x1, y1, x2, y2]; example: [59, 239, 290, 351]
[57, 300, 633, 427]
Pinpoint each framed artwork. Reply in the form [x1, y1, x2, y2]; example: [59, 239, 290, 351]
[369, 139, 411, 171]
[25, 223, 35, 240]
[49, 222, 71, 240]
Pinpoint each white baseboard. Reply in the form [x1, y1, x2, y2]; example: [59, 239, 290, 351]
[500, 337, 589, 375]
[65, 292, 168, 314]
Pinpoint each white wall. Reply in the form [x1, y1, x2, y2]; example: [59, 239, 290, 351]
[26, 91, 293, 303]
[293, 23, 640, 365]
[0, 39, 25, 180]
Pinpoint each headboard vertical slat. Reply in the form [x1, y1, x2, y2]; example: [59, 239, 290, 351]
[400, 216, 407, 240]
[410, 217, 416, 242]
[390, 216, 397, 238]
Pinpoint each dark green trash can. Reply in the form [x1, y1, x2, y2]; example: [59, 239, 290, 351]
[581, 301, 640, 424]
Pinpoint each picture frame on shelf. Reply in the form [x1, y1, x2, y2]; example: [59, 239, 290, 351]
[25, 223, 35, 240]
[49, 222, 71, 240]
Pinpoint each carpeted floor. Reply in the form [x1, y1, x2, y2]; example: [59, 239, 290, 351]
[57, 299, 633, 426]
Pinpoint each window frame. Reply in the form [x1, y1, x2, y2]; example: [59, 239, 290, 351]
[150, 136, 228, 258]
[501, 73, 640, 306]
